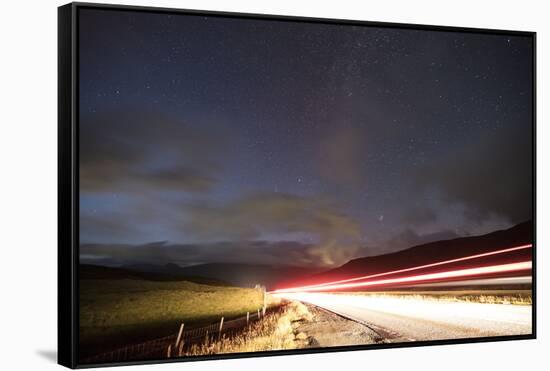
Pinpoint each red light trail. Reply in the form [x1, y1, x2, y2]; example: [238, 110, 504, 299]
[273, 261, 531, 293]
[272, 244, 532, 293]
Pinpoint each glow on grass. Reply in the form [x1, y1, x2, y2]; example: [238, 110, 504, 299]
[272, 244, 532, 293]
[273, 261, 531, 293]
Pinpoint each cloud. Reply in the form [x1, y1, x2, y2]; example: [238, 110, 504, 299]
[306, 240, 361, 266]
[185, 192, 360, 238]
[385, 229, 460, 251]
[414, 123, 532, 224]
[400, 205, 438, 225]
[80, 110, 225, 193]
[80, 190, 364, 266]
[80, 239, 354, 268]
[181, 192, 362, 266]
[80, 212, 139, 241]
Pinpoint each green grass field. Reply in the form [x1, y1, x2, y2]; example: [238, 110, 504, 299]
[79, 278, 265, 357]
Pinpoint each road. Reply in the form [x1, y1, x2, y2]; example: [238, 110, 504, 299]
[274, 292, 532, 342]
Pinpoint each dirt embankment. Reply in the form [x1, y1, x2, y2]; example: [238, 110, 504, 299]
[291, 303, 380, 348]
[183, 300, 379, 356]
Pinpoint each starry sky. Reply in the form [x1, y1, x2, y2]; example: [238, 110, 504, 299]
[78, 8, 533, 268]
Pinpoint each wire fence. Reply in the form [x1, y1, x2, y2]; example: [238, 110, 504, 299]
[81, 304, 287, 364]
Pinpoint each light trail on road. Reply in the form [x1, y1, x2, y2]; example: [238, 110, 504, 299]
[272, 244, 532, 293]
[273, 261, 531, 293]
[271, 244, 533, 342]
[407, 275, 531, 288]
[274, 292, 532, 340]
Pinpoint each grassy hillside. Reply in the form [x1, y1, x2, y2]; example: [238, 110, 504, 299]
[124, 262, 323, 290]
[79, 277, 266, 358]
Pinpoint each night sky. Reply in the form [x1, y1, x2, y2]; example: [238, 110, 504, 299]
[79, 8, 533, 268]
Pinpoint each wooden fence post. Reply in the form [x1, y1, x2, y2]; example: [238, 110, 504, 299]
[175, 323, 184, 347]
[219, 316, 224, 336]
[246, 311, 250, 325]
[167, 344, 172, 358]
[263, 287, 267, 317]
[263, 288, 267, 309]
[175, 322, 184, 356]
[178, 338, 184, 356]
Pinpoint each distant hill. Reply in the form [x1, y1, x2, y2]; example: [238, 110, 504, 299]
[79, 264, 230, 286]
[82, 221, 533, 291]
[279, 221, 533, 289]
[120, 262, 322, 290]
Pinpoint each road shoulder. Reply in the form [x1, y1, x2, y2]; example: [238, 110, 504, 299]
[292, 303, 380, 348]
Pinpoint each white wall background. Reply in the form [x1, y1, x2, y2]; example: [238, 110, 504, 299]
[0, 0, 546, 369]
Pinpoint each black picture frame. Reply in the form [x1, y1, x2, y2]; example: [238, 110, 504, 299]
[58, 2, 537, 368]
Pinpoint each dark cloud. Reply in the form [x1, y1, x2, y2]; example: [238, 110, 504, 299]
[400, 205, 438, 225]
[80, 239, 348, 268]
[184, 192, 362, 266]
[79, 227, 461, 268]
[80, 110, 225, 193]
[385, 229, 460, 251]
[80, 212, 138, 241]
[415, 123, 532, 224]
[185, 193, 359, 238]
[80, 191, 363, 266]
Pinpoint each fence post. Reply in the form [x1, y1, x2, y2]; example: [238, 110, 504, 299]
[219, 316, 224, 337]
[263, 288, 267, 315]
[167, 344, 172, 358]
[175, 323, 184, 348]
[178, 337, 184, 356]
[246, 311, 250, 325]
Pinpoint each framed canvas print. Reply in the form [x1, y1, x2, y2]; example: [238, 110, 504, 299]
[58, 2, 536, 368]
